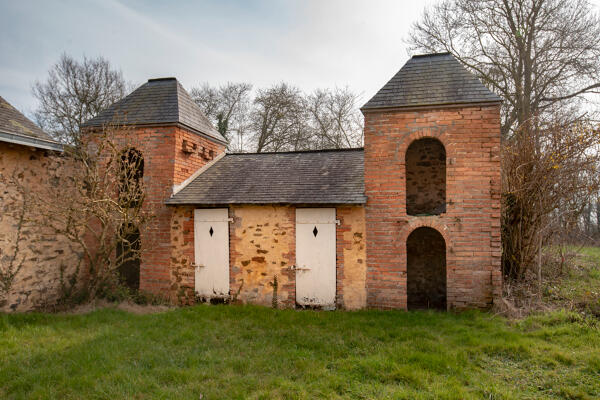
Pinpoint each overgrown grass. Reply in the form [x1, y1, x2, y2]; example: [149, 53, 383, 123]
[1, 306, 599, 399]
[545, 246, 600, 315]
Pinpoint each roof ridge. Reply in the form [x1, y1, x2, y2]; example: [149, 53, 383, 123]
[175, 79, 183, 125]
[412, 52, 451, 58]
[226, 147, 364, 155]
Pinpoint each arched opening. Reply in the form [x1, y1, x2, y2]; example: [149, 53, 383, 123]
[116, 224, 141, 290]
[405, 138, 446, 215]
[407, 227, 446, 310]
[118, 148, 144, 207]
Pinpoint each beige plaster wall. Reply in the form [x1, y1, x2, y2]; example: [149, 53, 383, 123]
[336, 206, 367, 310]
[229, 205, 296, 308]
[170, 204, 367, 310]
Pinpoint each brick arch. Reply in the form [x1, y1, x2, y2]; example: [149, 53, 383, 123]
[405, 225, 447, 310]
[397, 129, 450, 157]
[399, 219, 452, 247]
[400, 220, 453, 311]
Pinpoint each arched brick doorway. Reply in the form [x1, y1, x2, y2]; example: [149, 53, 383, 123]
[405, 138, 446, 216]
[117, 224, 141, 290]
[407, 227, 446, 310]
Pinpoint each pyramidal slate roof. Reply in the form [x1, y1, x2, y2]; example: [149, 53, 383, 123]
[0, 95, 63, 151]
[166, 149, 366, 205]
[362, 53, 501, 110]
[82, 78, 227, 144]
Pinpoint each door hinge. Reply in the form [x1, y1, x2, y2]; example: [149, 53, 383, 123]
[290, 265, 311, 271]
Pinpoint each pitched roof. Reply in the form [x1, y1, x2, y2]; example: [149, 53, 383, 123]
[0, 96, 62, 151]
[81, 78, 227, 144]
[362, 53, 501, 110]
[166, 149, 366, 205]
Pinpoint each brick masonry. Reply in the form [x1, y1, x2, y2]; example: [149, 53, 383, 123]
[363, 104, 502, 309]
[107, 125, 226, 298]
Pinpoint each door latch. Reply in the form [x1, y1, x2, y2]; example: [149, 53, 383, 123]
[290, 265, 311, 271]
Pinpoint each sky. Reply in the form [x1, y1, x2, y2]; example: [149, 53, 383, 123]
[1, 0, 599, 119]
[0, 0, 439, 118]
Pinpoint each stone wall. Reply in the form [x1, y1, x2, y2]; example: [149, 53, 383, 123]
[363, 104, 502, 309]
[336, 206, 367, 310]
[406, 227, 446, 310]
[169, 204, 367, 309]
[0, 142, 80, 311]
[405, 138, 446, 215]
[229, 205, 296, 307]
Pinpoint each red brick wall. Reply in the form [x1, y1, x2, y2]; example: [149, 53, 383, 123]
[111, 126, 225, 296]
[363, 104, 502, 309]
[174, 128, 225, 186]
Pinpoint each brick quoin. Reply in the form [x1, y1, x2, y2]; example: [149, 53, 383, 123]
[363, 104, 502, 309]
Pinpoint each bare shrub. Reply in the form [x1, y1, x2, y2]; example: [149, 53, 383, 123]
[16, 123, 154, 302]
[502, 116, 600, 285]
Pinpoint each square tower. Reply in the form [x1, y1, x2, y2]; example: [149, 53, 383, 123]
[362, 53, 502, 309]
[82, 78, 227, 296]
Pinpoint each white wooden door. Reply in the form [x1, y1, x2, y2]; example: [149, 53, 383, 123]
[194, 208, 229, 298]
[295, 208, 336, 308]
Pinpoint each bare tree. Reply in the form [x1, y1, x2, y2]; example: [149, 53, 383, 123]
[191, 82, 253, 150]
[251, 83, 308, 153]
[16, 124, 153, 300]
[32, 53, 127, 146]
[190, 83, 221, 121]
[306, 87, 364, 149]
[193, 82, 364, 152]
[408, 0, 600, 136]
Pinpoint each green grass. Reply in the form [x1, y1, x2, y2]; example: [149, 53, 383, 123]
[1, 306, 599, 399]
[546, 246, 600, 313]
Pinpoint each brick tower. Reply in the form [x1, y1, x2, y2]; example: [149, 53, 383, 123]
[361, 53, 502, 309]
[82, 78, 227, 296]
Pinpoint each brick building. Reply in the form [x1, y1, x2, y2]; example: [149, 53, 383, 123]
[80, 52, 501, 310]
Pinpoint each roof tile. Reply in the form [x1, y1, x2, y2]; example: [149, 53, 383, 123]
[166, 149, 366, 205]
[0, 96, 54, 141]
[82, 78, 226, 143]
[362, 53, 501, 110]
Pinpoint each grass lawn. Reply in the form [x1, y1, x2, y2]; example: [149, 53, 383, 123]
[1, 305, 599, 399]
[545, 246, 600, 315]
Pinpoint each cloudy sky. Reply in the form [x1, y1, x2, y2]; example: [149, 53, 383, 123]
[1, 0, 599, 119]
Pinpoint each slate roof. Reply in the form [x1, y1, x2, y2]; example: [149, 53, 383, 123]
[82, 78, 227, 144]
[362, 53, 501, 110]
[166, 149, 366, 205]
[0, 96, 62, 151]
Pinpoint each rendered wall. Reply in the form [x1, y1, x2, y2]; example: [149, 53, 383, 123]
[170, 205, 367, 309]
[0, 143, 80, 311]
